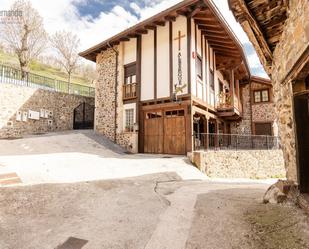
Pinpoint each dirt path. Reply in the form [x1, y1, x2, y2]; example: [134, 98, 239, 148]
[1, 173, 308, 249]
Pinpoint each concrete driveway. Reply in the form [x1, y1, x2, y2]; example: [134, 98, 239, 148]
[0, 131, 308, 249]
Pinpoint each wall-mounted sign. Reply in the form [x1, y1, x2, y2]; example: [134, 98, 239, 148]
[28, 110, 40, 120]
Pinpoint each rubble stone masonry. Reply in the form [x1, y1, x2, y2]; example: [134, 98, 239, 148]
[0, 83, 94, 138]
[271, 0, 309, 182]
[95, 46, 138, 153]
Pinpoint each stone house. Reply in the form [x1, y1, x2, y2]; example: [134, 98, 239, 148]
[229, 0, 309, 193]
[80, 0, 276, 155]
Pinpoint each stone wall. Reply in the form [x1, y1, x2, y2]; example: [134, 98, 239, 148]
[270, 0, 309, 182]
[251, 82, 276, 124]
[231, 81, 276, 135]
[231, 84, 251, 134]
[95, 45, 138, 153]
[192, 150, 285, 179]
[0, 83, 94, 138]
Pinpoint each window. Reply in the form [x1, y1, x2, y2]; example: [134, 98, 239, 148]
[124, 63, 136, 85]
[146, 111, 162, 119]
[165, 110, 184, 118]
[209, 69, 214, 91]
[254, 89, 269, 103]
[196, 55, 202, 79]
[125, 109, 134, 132]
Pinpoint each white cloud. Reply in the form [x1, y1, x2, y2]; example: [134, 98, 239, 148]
[0, 0, 266, 76]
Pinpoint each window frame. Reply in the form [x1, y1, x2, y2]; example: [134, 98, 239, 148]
[253, 89, 270, 103]
[125, 108, 134, 132]
[124, 62, 137, 85]
[196, 54, 203, 80]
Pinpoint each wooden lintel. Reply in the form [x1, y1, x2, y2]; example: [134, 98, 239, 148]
[154, 21, 166, 26]
[136, 29, 148, 34]
[164, 16, 176, 22]
[145, 25, 156, 30]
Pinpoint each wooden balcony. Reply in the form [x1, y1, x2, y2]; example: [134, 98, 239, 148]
[216, 92, 242, 120]
[123, 83, 137, 100]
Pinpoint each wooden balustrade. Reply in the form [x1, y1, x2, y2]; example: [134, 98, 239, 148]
[123, 83, 137, 100]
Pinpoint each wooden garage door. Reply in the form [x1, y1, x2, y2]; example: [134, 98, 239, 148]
[144, 109, 186, 155]
[164, 110, 186, 155]
[144, 111, 163, 154]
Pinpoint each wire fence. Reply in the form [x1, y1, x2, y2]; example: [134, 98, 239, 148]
[0, 64, 95, 97]
[193, 133, 280, 151]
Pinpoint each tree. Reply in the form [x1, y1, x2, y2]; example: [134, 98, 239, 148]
[50, 31, 81, 84]
[0, 0, 47, 79]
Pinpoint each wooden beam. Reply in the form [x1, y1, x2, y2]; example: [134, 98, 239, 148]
[154, 21, 165, 26]
[136, 29, 148, 35]
[119, 37, 130, 42]
[164, 15, 176, 22]
[187, 16, 191, 94]
[169, 21, 173, 98]
[236, 0, 273, 62]
[144, 25, 156, 30]
[154, 27, 157, 100]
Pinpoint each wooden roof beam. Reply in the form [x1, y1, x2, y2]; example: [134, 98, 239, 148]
[232, 0, 273, 71]
[136, 29, 148, 35]
[153, 21, 166, 26]
[164, 15, 176, 22]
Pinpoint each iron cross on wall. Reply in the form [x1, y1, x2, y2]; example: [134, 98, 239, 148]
[174, 30, 187, 95]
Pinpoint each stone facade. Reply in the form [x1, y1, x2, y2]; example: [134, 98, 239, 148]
[270, 0, 309, 182]
[230, 0, 309, 183]
[192, 150, 285, 179]
[0, 83, 94, 138]
[95, 46, 138, 153]
[231, 80, 276, 135]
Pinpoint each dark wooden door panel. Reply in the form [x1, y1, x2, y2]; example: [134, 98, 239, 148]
[294, 94, 309, 193]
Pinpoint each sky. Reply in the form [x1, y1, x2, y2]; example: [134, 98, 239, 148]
[0, 0, 267, 77]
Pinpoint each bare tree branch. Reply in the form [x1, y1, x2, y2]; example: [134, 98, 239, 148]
[0, 0, 47, 79]
[50, 31, 80, 84]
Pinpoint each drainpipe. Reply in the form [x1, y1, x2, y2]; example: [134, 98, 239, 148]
[107, 42, 119, 143]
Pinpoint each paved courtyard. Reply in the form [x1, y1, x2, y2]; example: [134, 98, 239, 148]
[0, 131, 308, 249]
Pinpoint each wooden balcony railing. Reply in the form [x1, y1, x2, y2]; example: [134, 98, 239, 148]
[217, 92, 242, 110]
[123, 83, 137, 100]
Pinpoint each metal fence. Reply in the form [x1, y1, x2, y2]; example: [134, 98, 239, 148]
[193, 133, 280, 151]
[0, 64, 95, 97]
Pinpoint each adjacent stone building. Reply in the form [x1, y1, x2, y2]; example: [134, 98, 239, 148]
[229, 0, 309, 193]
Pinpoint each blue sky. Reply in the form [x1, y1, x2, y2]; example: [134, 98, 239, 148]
[1, 0, 267, 77]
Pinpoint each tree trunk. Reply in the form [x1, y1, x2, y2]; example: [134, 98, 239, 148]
[68, 72, 71, 93]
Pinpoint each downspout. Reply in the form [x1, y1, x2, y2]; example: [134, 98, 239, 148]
[107, 42, 119, 143]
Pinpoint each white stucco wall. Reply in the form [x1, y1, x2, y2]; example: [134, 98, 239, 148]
[157, 24, 170, 98]
[123, 38, 137, 65]
[141, 30, 155, 101]
[173, 15, 188, 95]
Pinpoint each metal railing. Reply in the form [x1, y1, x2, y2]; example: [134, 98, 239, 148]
[0, 64, 95, 97]
[193, 133, 280, 151]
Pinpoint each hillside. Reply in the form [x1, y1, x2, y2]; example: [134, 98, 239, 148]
[0, 51, 93, 86]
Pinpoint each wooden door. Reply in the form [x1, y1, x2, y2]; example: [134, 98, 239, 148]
[144, 111, 163, 154]
[254, 123, 272, 136]
[164, 110, 186, 155]
[294, 94, 309, 193]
